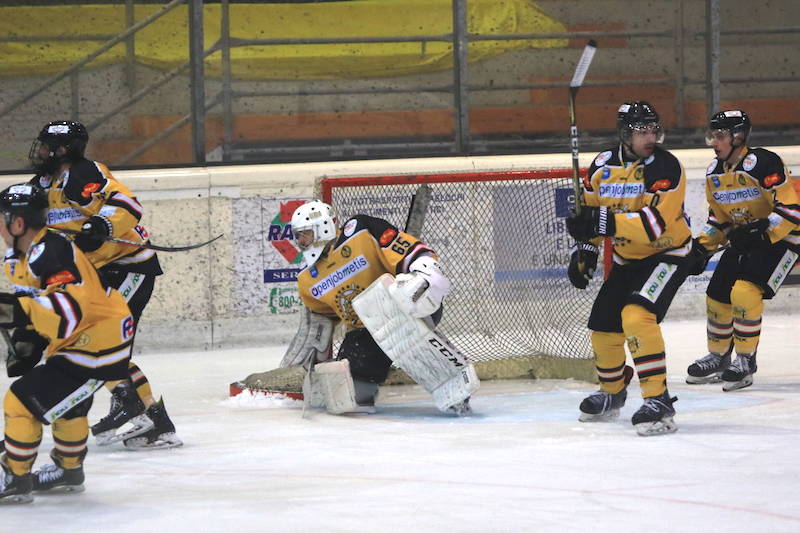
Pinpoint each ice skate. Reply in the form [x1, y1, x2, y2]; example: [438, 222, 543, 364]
[91, 382, 154, 446]
[721, 353, 757, 391]
[632, 391, 677, 436]
[32, 453, 85, 494]
[124, 398, 183, 451]
[448, 397, 472, 417]
[0, 461, 32, 505]
[686, 351, 731, 384]
[579, 388, 628, 422]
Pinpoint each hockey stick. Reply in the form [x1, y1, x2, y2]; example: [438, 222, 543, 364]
[47, 227, 223, 252]
[568, 39, 597, 216]
[404, 183, 432, 235]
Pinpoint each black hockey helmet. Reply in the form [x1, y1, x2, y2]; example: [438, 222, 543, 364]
[0, 183, 49, 230]
[707, 110, 751, 145]
[29, 120, 89, 175]
[617, 101, 664, 144]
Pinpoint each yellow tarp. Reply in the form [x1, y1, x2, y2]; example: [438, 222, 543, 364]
[0, 0, 566, 80]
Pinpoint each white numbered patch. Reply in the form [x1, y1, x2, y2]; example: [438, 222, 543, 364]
[743, 153, 757, 171]
[594, 151, 612, 167]
[343, 219, 357, 237]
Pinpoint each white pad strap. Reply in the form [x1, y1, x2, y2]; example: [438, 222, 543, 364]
[353, 274, 479, 412]
[310, 360, 358, 415]
[280, 308, 335, 368]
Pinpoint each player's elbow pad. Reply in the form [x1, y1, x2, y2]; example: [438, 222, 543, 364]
[389, 256, 451, 318]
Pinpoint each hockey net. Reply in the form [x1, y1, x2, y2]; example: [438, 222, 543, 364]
[321, 169, 599, 383]
[231, 168, 600, 397]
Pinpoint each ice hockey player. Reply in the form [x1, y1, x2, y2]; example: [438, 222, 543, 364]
[686, 110, 800, 390]
[0, 184, 136, 503]
[565, 101, 696, 436]
[28, 120, 180, 450]
[282, 200, 477, 415]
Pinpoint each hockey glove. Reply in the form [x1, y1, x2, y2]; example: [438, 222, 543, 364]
[728, 219, 771, 253]
[5, 327, 47, 377]
[687, 238, 712, 276]
[566, 206, 616, 242]
[74, 215, 113, 253]
[567, 243, 599, 290]
[0, 293, 30, 329]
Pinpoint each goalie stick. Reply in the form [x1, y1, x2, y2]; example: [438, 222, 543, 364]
[568, 39, 597, 216]
[47, 227, 223, 252]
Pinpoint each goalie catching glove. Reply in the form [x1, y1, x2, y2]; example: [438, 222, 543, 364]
[567, 243, 598, 289]
[387, 255, 450, 318]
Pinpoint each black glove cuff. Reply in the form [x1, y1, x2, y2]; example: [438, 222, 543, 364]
[571, 242, 599, 255]
[596, 207, 616, 237]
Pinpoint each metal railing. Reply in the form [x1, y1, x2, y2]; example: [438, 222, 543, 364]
[1, 0, 799, 168]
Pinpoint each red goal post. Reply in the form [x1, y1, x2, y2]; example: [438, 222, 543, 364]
[319, 168, 605, 382]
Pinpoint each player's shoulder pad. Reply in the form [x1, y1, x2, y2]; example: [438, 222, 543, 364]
[64, 158, 107, 206]
[28, 232, 81, 286]
[741, 147, 786, 189]
[643, 146, 683, 192]
[336, 214, 399, 247]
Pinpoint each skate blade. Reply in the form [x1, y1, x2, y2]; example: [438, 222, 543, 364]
[635, 416, 678, 436]
[579, 408, 620, 422]
[686, 374, 722, 384]
[0, 493, 34, 504]
[722, 376, 753, 392]
[94, 414, 155, 446]
[35, 484, 85, 494]
[125, 433, 184, 451]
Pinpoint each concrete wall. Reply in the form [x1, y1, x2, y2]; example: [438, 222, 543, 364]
[1, 145, 797, 354]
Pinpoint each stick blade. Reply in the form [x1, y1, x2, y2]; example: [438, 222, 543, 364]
[569, 40, 598, 88]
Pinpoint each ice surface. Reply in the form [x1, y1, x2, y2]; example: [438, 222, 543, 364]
[1, 315, 799, 532]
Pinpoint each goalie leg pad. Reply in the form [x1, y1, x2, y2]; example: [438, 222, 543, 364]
[311, 360, 359, 415]
[352, 274, 480, 412]
[280, 308, 335, 368]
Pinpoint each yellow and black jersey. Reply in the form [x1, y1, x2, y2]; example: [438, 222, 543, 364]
[4, 228, 134, 380]
[30, 158, 162, 275]
[697, 146, 800, 251]
[297, 214, 434, 329]
[583, 145, 692, 262]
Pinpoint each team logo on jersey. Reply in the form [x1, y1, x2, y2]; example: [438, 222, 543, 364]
[134, 225, 149, 240]
[706, 160, 718, 175]
[343, 219, 358, 237]
[601, 167, 611, 180]
[594, 151, 612, 167]
[335, 283, 363, 326]
[379, 228, 398, 245]
[341, 245, 351, 258]
[309, 255, 368, 298]
[29, 243, 45, 263]
[743, 153, 757, 171]
[763, 173, 784, 188]
[121, 316, 135, 340]
[648, 179, 672, 192]
[46, 270, 77, 286]
[73, 333, 91, 348]
[81, 182, 102, 199]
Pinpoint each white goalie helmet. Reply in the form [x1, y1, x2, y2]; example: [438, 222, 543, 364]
[291, 201, 337, 267]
